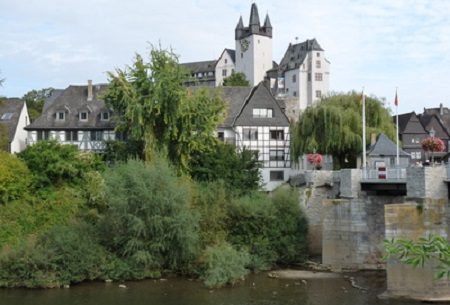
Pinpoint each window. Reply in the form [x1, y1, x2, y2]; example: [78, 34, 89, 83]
[90, 130, 104, 141]
[101, 112, 110, 121]
[65, 130, 78, 141]
[308, 73, 311, 82]
[253, 108, 273, 118]
[56, 112, 65, 121]
[243, 127, 258, 140]
[218, 131, 224, 141]
[225, 59, 228, 64]
[79, 112, 88, 121]
[316, 60, 321, 68]
[222, 69, 227, 77]
[270, 171, 284, 181]
[292, 74, 296, 83]
[1, 113, 13, 120]
[241, 53, 243, 58]
[270, 130, 284, 140]
[115, 131, 128, 141]
[293, 91, 297, 97]
[416, 151, 422, 159]
[315, 73, 323, 81]
[316, 90, 322, 98]
[317, 52, 320, 57]
[270, 150, 285, 161]
[37, 130, 50, 141]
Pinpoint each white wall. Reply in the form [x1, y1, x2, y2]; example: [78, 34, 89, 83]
[10, 102, 29, 153]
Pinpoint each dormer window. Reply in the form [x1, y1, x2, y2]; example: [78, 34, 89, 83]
[253, 108, 273, 118]
[101, 112, 110, 121]
[79, 112, 88, 121]
[56, 111, 65, 121]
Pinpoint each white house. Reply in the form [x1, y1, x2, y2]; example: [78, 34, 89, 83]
[0, 98, 29, 153]
[24, 80, 116, 152]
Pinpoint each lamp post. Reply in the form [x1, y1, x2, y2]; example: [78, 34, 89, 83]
[430, 127, 435, 163]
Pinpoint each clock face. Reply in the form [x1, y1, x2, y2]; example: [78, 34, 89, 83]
[240, 39, 250, 52]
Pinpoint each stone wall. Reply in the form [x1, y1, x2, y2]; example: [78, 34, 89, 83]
[407, 166, 447, 198]
[384, 198, 450, 301]
[321, 196, 400, 270]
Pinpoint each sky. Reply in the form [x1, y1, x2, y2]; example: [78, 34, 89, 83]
[1, 0, 449, 115]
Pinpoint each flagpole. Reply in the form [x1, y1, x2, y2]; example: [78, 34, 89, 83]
[362, 87, 366, 174]
[395, 88, 399, 167]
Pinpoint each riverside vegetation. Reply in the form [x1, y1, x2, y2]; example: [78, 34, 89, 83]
[0, 140, 309, 289]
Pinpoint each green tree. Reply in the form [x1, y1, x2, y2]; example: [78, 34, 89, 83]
[189, 143, 262, 194]
[291, 91, 396, 169]
[222, 71, 249, 86]
[103, 44, 225, 173]
[0, 151, 31, 204]
[384, 234, 450, 279]
[98, 158, 199, 275]
[17, 140, 104, 190]
[22, 88, 54, 122]
[0, 123, 8, 152]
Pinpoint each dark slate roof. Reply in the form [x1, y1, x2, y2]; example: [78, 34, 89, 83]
[235, 3, 272, 40]
[394, 112, 415, 133]
[367, 133, 410, 157]
[234, 82, 290, 127]
[25, 83, 115, 130]
[0, 98, 25, 142]
[181, 60, 216, 74]
[43, 89, 64, 111]
[276, 39, 324, 73]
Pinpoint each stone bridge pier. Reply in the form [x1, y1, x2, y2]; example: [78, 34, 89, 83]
[293, 166, 450, 301]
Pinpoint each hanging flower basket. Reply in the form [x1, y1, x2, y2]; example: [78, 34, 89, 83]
[307, 153, 323, 170]
[421, 137, 445, 153]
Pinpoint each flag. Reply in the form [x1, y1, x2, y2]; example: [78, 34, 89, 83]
[394, 91, 398, 106]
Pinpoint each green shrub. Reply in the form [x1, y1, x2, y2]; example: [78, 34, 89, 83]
[0, 151, 31, 204]
[202, 242, 250, 288]
[98, 158, 199, 274]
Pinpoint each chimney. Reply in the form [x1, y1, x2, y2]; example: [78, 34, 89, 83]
[440, 103, 443, 115]
[370, 133, 377, 146]
[87, 80, 93, 101]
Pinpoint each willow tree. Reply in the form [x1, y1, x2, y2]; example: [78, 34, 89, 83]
[103, 45, 225, 173]
[291, 92, 396, 169]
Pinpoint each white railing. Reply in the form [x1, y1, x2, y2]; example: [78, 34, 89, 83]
[361, 166, 408, 180]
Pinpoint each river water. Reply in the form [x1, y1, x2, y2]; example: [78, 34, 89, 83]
[0, 271, 421, 305]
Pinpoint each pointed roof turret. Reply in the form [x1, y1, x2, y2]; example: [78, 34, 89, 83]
[236, 15, 244, 30]
[249, 3, 261, 26]
[263, 14, 272, 29]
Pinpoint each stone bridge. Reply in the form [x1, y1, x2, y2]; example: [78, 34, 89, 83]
[291, 165, 450, 301]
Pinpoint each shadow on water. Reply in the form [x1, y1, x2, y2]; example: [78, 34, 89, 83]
[0, 271, 427, 305]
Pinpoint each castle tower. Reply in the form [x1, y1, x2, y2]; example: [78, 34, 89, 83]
[235, 3, 273, 86]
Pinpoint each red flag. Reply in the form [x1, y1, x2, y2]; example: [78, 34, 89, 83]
[394, 92, 398, 106]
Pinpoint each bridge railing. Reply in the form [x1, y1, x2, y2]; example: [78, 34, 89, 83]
[361, 165, 408, 180]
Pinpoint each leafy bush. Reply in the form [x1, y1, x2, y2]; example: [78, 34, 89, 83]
[0, 223, 115, 288]
[98, 158, 199, 275]
[0, 151, 31, 204]
[202, 242, 250, 288]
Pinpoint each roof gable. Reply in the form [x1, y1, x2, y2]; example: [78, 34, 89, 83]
[0, 98, 25, 141]
[368, 133, 410, 157]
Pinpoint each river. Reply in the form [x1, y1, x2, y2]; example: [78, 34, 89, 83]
[0, 271, 421, 305]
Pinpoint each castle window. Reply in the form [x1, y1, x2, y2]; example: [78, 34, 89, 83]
[222, 69, 227, 77]
[316, 60, 321, 68]
[253, 108, 273, 118]
[225, 59, 228, 64]
[317, 52, 320, 57]
[316, 90, 322, 98]
[292, 74, 296, 83]
[293, 91, 297, 97]
[308, 73, 311, 82]
[243, 127, 258, 140]
[241, 53, 243, 58]
[315, 73, 323, 81]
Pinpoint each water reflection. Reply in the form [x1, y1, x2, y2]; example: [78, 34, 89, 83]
[0, 271, 423, 305]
